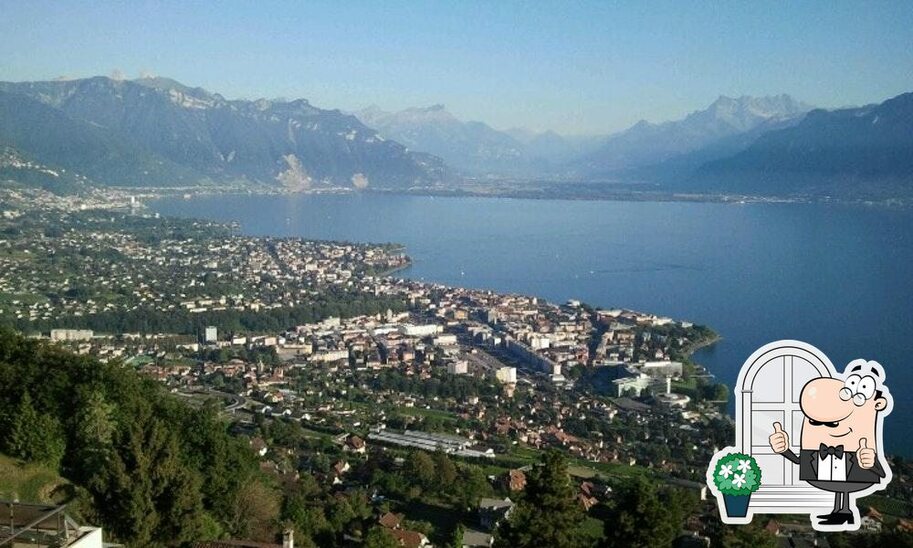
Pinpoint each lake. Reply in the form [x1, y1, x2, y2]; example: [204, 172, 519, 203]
[150, 192, 913, 455]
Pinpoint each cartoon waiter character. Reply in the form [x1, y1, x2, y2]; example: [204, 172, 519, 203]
[768, 359, 892, 529]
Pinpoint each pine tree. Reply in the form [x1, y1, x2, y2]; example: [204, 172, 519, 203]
[495, 451, 591, 548]
[91, 416, 207, 545]
[6, 392, 66, 467]
[601, 476, 689, 548]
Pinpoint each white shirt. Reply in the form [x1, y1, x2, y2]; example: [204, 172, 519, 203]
[817, 453, 847, 482]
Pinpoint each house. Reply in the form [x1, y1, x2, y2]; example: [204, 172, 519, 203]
[576, 493, 598, 511]
[378, 511, 404, 530]
[576, 482, 599, 510]
[250, 437, 268, 457]
[389, 528, 430, 548]
[461, 528, 494, 547]
[861, 506, 883, 532]
[331, 460, 351, 484]
[344, 434, 366, 454]
[478, 498, 514, 530]
[501, 469, 526, 492]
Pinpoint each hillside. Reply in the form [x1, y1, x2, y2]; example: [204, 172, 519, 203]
[688, 92, 913, 197]
[0, 329, 265, 546]
[576, 95, 812, 178]
[0, 77, 449, 190]
[0, 89, 199, 188]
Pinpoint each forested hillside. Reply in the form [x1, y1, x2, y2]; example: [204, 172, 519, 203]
[0, 329, 268, 546]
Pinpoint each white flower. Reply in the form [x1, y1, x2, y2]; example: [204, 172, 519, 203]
[732, 473, 747, 489]
[737, 459, 751, 473]
[719, 464, 734, 479]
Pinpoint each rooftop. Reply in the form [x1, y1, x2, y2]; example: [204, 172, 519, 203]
[0, 500, 103, 547]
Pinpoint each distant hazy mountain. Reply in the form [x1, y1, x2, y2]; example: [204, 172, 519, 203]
[355, 104, 533, 174]
[578, 94, 813, 177]
[505, 128, 604, 166]
[0, 77, 448, 190]
[688, 92, 913, 197]
[355, 105, 605, 175]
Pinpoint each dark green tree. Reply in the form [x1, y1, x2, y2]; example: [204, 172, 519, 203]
[709, 522, 777, 548]
[364, 526, 400, 548]
[456, 464, 494, 510]
[70, 389, 116, 478]
[433, 451, 458, 493]
[601, 476, 690, 548]
[408, 450, 437, 489]
[495, 451, 591, 548]
[6, 392, 66, 467]
[91, 416, 207, 546]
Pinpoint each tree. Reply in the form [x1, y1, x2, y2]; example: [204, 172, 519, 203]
[451, 523, 466, 548]
[433, 451, 458, 493]
[408, 450, 437, 489]
[495, 451, 591, 548]
[91, 416, 207, 546]
[5, 392, 66, 468]
[282, 491, 329, 546]
[710, 522, 777, 548]
[70, 389, 116, 479]
[364, 526, 400, 548]
[228, 479, 281, 542]
[0, 330, 262, 542]
[456, 464, 493, 510]
[601, 476, 691, 548]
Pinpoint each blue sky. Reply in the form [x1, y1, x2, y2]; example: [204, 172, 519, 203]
[1, 1, 911, 134]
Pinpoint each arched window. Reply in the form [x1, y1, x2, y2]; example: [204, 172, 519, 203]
[735, 341, 834, 512]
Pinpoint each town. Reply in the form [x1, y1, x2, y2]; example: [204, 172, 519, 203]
[2, 186, 911, 547]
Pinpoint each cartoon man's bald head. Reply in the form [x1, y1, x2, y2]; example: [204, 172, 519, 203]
[799, 360, 890, 451]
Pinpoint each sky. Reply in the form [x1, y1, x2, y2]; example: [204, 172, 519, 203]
[1, 1, 912, 135]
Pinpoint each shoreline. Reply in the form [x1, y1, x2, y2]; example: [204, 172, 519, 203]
[129, 184, 913, 210]
[683, 332, 722, 363]
[377, 261, 412, 278]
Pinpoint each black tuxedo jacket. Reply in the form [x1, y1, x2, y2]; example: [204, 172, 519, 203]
[781, 448, 886, 483]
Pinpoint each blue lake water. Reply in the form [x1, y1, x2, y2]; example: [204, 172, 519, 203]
[150, 193, 913, 455]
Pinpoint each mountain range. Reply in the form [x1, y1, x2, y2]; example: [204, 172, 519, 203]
[575, 94, 814, 179]
[0, 75, 911, 199]
[0, 76, 448, 190]
[354, 104, 601, 175]
[686, 92, 913, 198]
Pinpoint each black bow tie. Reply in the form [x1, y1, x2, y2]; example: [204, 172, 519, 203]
[819, 444, 844, 459]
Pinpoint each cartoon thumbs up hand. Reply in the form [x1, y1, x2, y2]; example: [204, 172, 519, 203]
[857, 438, 876, 469]
[769, 422, 789, 454]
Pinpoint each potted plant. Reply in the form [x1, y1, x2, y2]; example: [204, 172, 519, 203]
[712, 452, 762, 518]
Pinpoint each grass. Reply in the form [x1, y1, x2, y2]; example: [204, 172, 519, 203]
[299, 426, 334, 441]
[491, 444, 652, 482]
[671, 377, 698, 391]
[574, 458, 651, 479]
[396, 406, 457, 420]
[0, 453, 69, 504]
